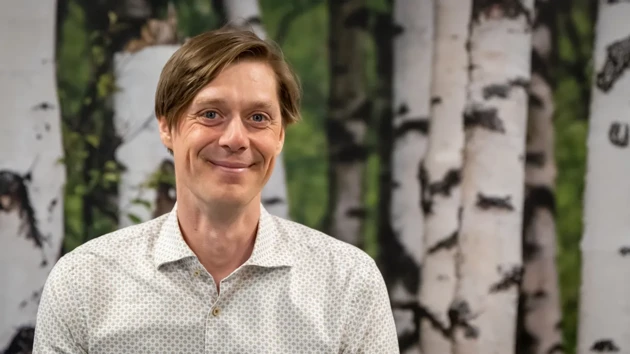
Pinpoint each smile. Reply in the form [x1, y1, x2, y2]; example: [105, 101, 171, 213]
[206, 159, 252, 173]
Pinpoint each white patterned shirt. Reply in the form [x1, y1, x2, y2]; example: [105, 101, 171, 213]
[32, 204, 399, 353]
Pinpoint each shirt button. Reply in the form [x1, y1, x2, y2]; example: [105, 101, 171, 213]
[193, 269, 201, 277]
[212, 307, 221, 317]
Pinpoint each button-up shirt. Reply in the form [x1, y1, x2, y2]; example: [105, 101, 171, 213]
[33, 204, 399, 353]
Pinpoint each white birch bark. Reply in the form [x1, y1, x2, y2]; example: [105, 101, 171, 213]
[451, 2, 533, 353]
[0, 0, 65, 350]
[418, 0, 470, 352]
[519, 1, 563, 352]
[578, 1, 630, 353]
[385, 0, 434, 352]
[114, 46, 179, 227]
[326, 0, 368, 247]
[223, 0, 290, 219]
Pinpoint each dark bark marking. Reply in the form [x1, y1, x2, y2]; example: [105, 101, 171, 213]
[44, 123, 51, 131]
[547, 342, 565, 354]
[531, 46, 552, 86]
[526, 151, 546, 167]
[48, 198, 58, 213]
[419, 163, 432, 215]
[608, 122, 629, 147]
[428, 230, 459, 254]
[2, 326, 35, 354]
[529, 90, 544, 108]
[36, 134, 42, 140]
[396, 103, 409, 116]
[346, 207, 367, 219]
[351, 100, 372, 122]
[332, 64, 349, 76]
[326, 120, 368, 163]
[490, 265, 523, 292]
[431, 96, 442, 105]
[533, 289, 548, 299]
[344, 6, 370, 29]
[464, 107, 506, 133]
[379, 231, 421, 296]
[153, 159, 176, 218]
[517, 291, 536, 353]
[619, 246, 630, 256]
[448, 300, 480, 339]
[417, 303, 451, 338]
[428, 169, 462, 197]
[0, 170, 48, 266]
[33, 102, 55, 111]
[476, 193, 514, 211]
[393, 119, 429, 138]
[523, 186, 556, 261]
[591, 339, 620, 352]
[472, 0, 533, 25]
[262, 197, 284, 206]
[482, 78, 529, 99]
[244, 16, 262, 28]
[391, 302, 423, 351]
[421, 166, 462, 216]
[596, 34, 630, 92]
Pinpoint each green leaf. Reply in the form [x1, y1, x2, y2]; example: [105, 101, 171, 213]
[85, 134, 100, 148]
[102, 172, 119, 183]
[127, 213, 142, 225]
[131, 198, 152, 210]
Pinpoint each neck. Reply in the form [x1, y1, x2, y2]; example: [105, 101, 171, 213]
[176, 190, 261, 286]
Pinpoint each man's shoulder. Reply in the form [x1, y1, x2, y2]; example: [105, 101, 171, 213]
[270, 215, 379, 276]
[56, 213, 169, 270]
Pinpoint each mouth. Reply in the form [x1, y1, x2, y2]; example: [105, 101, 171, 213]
[206, 159, 252, 173]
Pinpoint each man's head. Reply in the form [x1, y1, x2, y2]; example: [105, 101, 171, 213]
[155, 28, 301, 209]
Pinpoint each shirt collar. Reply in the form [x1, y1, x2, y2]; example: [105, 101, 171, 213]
[153, 202, 294, 270]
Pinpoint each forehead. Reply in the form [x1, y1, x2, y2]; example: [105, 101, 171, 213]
[191, 60, 279, 107]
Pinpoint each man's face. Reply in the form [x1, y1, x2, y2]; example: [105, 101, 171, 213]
[158, 59, 285, 209]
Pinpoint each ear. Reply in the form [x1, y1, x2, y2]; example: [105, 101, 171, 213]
[276, 125, 285, 155]
[158, 116, 174, 151]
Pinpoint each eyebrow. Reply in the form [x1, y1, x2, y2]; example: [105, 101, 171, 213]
[191, 98, 276, 112]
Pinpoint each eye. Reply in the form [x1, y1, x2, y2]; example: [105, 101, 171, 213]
[251, 113, 266, 123]
[202, 111, 218, 119]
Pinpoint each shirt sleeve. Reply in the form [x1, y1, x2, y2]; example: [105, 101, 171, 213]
[33, 256, 88, 354]
[343, 257, 400, 354]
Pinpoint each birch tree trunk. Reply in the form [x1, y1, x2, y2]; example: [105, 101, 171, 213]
[451, 2, 533, 353]
[578, 1, 630, 353]
[418, 0, 469, 352]
[325, 0, 368, 246]
[380, 0, 433, 351]
[518, 1, 563, 353]
[223, 0, 290, 219]
[0, 0, 66, 351]
[114, 2, 179, 227]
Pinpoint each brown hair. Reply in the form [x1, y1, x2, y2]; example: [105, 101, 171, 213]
[155, 27, 302, 131]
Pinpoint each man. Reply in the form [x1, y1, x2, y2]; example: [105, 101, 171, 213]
[33, 28, 398, 353]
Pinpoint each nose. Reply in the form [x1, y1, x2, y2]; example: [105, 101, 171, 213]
[218, 117, 249, 152]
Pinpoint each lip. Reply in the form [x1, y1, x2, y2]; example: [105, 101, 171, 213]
[207, 159, 252, 172]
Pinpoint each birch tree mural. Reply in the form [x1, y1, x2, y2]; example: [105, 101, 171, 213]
[418, 0, 469, 353]
[578, 1, 630, 353]
[380, 0, 434, 351]
[0, 0, 65, 351]
[325, 0, 369, 246]
[114, 2, 180, 227]
[451, 1, 534, 353]
[518, 1, 563, 353]
[220, 0, 290, 219]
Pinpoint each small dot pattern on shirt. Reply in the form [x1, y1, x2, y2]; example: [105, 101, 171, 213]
[32, 203, 399, 353]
